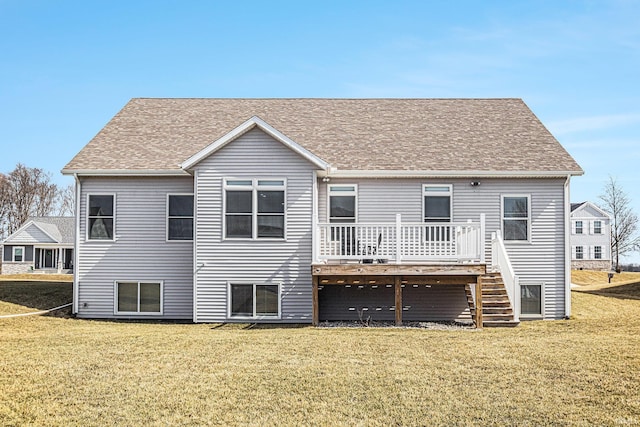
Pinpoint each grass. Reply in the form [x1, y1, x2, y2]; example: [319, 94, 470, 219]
[1, 278, 639, 426]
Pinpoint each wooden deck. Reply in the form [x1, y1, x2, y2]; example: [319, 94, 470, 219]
[311, 263, 487, 328]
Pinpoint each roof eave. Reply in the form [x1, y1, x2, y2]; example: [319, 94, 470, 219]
[61, 169, 191, 177]
[317, 169, 585, 179]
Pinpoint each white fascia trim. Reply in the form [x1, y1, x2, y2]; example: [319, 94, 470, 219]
[317, 170, 585, 179]
[180, 116, 330, 171]
[61, 169, 190, 177]
[2, 221, 60, 244]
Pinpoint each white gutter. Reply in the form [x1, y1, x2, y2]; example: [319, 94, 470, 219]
[316, 169, 584, 179]
[73, 174, 81, 315]
[62, 169, 191, 177]
[564, 174, 571, 319]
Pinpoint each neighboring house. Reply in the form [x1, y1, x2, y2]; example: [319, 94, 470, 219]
[62, 98, 583, 326]
[1, 217, 75, 275]
[570, 202, 612, 271]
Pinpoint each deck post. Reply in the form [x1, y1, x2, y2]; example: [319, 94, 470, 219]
[475, 276, 483, 329]
[479, 213, 486, 263]
[395, 213, 402, 264]
[312, 275, 319, 326]
[394, 275, 402, 326]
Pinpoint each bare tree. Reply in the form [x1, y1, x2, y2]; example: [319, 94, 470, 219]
[0, 164, 59, 239]
[598, 176, 640, 272]
[56, 183, 75, 216]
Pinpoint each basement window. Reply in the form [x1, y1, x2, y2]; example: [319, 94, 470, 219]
[229, 283, 280, 318]
[520, 283, 543, 318]
[115, 281, 163, 315]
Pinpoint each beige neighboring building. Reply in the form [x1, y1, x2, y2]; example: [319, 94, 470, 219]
[570, 202, 612, 271]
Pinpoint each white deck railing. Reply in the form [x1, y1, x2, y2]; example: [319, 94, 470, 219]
[491, 229, 520, 322]
[316, 214, 485, 263]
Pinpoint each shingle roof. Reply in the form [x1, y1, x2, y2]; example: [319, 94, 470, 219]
[63, 98, 582, 174]
[571, 202, 586, 212]
[29, 217, 75, 244]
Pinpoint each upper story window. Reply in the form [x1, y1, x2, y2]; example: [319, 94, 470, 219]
[88, 194, 115, 241]
[167, 194, 194, 241]
[575, 220, 583, 234]
[593, 220, 602, 234]
[502, 195, 530, 241]
[225, 179, 285, 239]
[12, 246, 25, 262]
[423, 185, 452, 222]
[329, 185, 357, 223]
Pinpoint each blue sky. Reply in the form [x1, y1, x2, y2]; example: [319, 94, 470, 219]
[1, 1, 639, 261]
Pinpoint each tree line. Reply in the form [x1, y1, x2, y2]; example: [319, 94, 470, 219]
[0, 164, 74, 240]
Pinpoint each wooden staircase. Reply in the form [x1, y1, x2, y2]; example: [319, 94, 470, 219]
[465, 273, 519, 327]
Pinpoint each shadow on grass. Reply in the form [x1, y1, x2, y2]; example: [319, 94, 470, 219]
[0, 281, 73, 313]
[574, 282, 640, 301]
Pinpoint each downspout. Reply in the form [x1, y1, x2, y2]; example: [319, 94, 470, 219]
[312, 170, 318, 264]
[192, 170, 198, 323]
[73, 174, 81, 315]
[564, 174, 571, 319]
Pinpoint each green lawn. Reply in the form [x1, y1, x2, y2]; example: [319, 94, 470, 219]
[1, 280, 639, 426]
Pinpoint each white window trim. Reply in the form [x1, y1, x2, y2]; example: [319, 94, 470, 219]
[594, 245, 603, 260]
[520, 282, 545, 319]
[501, 194, 532, 243]
[223, 178, 287, 241]
[113, 280, 164, 315]
[575, 220, 583, 235]
[86, 193, 116, 242]
[166, 193, 194, 242]
[575, 245, 584, 260]
[327, 184, 358, 223]
[12, 246, 26, 262]
[226, 282, 282, 320]
[593, 220, 602, 235]
[422, 184, 453, 222]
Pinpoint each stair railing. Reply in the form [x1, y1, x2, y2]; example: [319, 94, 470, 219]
[491, 230, 520, 322]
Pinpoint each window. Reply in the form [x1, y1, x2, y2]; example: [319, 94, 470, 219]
[12, 246, 25, 262]
[593, 220, 602, 234]
[423, 185, 452, 222]
[329, 185, 356, 223]
[502, 195, 530, 241]
[167, 194, 194, 241]
[88, 194, 114, 240]
[115, 281, 162, 314]
[576, 246, 584, 260]
[594, 246, 602, 259]
[229, 283, 280, 318]
[225, 179, 285, 239]
[521, 284, 543, 317]
[575, 220, 583, 234]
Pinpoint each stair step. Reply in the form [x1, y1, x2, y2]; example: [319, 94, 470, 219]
[483, 320, 520, 328]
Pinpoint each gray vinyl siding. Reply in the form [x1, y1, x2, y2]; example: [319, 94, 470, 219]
[2, 245, 34, 262]
[193, 127, 316, 323]
[318, 177, 567, 319]
[76, 176, 194, 319]
[6, 224, 57, 244]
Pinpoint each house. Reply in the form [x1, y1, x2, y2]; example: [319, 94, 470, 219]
[62, 98, 583, 326]
[1, 217, 75, 275]
[570, 201, 612, 271]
